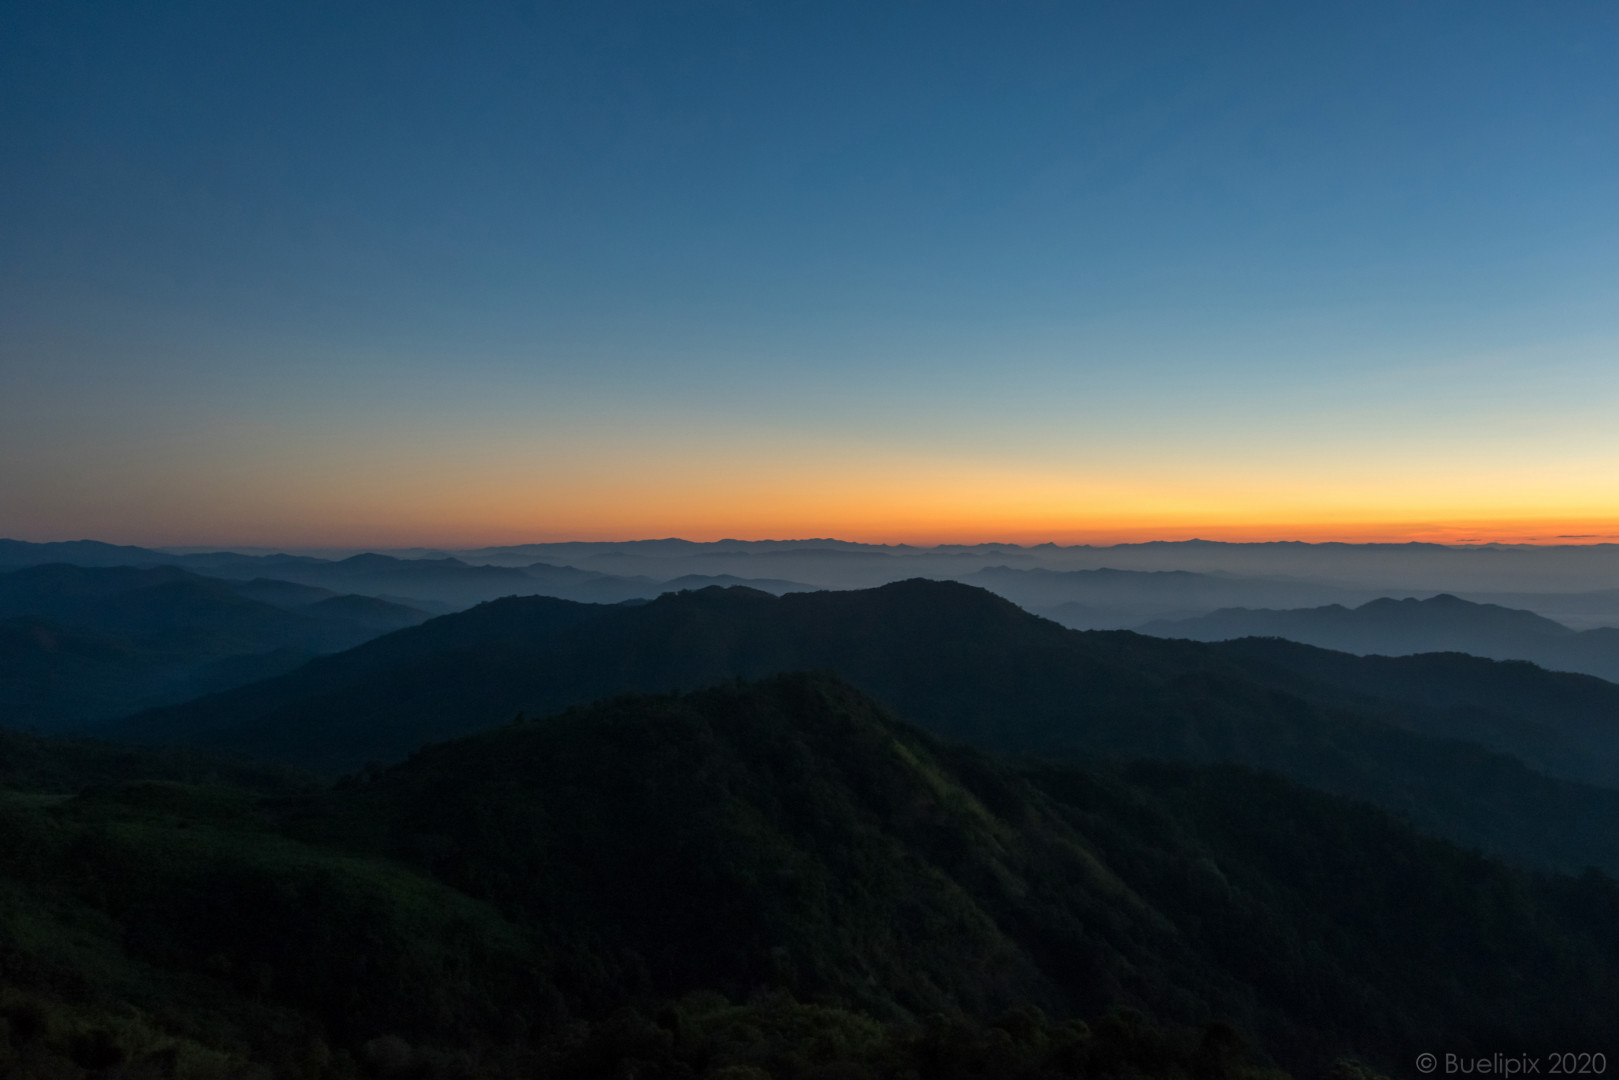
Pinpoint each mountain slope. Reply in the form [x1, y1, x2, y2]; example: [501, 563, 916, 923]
[1201, 636, 1619, 789]
[285, 674, 1619, 1066]
[0, 564, 432, 728]
[1144, 593, 1619, 682]
[112, 581, 1619, 875]
[10, 674, 1619, 1076]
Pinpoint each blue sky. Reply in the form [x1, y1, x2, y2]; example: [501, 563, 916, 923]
[3, 1, 1617, 544]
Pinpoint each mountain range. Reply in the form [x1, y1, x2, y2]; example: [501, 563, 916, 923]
[11, 537, 1619, 627]
[0, 539, 817, 609]
[443, 537, 1619, 594]
[105, 579, 1619, 878]
[0, 564, 432, 728]
[10, 538, 1619, 1075]
[1141, 593, 1619, 682]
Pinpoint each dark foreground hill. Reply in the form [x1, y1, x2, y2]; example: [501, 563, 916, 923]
[1144, 593, 1619, 682]
[6, 674, 1618, 1078]
[114, 580, 1619, 876]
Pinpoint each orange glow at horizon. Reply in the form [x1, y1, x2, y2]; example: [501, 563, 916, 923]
[11, 422, 1619, 550]
[215, 468, 1619, 549]
[43, 507, 1619, 552]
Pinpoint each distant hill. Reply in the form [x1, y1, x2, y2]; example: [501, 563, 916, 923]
[1464, 587, 1619, 630]
[0, 564, 407, 654]
[7, 674, 1619, 1075]
[658, 572, 818, 593]
[170, 550, 817, 608]
[223, 576, 336, 607]
[110, 580, 1619, 876]
[0, 538, 168, 568]
[297, 593, 433, 632]
[959, 565, 1383, 629]
[12, 535, 1619, 622]
[0, 540, 818, 610]
[0, 564, 431, 728]
[445, 536, 1619, 595]
[180, 552, 566, 608]
[1199, 635, 1619, 790]
[1143, 593, 1619, 682]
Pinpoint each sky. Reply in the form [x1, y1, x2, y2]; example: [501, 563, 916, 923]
[3, 0, 1618, 547]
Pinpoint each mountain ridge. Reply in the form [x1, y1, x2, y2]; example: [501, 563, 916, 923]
[0, 563, 434, 728]
[9, 672, 1619, 1076]
[107, 580, 1619, 876]
[1144, 593, 1619, 682]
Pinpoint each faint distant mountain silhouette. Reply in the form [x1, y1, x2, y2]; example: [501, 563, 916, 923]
[9, 536, 1619, 616]
[959, 565, 1381, 628]
[0, 538, 165, 568]
[1142, 593, 1619, 682]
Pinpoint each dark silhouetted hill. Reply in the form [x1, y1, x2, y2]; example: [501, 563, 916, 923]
[0, 564, 431, 728]
[6, 674, 1618, 1076]
[1144, 593, 1619, 682]
[174, 548, 816, 607]
[297, 593, 432, 632]
[223, 576, 336, 607]
[0, 537, 166, 568]
[111, 580, 1619, 875]
[1201, 636, 1619, 789]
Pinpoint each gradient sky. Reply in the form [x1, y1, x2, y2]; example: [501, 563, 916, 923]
[3, 1, 1618, 546]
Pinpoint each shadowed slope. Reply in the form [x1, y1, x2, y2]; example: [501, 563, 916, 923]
[11, 674, 1617, 1076]
[1145, 594, 1619, 683]
[1207, 636, 1619, 788]
[0, 564, 433, 728]
[295, 674, 1619, 1069]
[110, 581, 1619, 876]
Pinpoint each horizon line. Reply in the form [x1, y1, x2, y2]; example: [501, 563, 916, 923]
[11, 532, 1619, 555]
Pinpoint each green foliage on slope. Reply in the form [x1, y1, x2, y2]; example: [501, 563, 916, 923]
[7, 674, 1614, 1076]
[116, 581, 1619, 876]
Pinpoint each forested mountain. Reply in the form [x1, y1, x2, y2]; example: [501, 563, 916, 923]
[1205, 636, 1619, 787]
[1144, 593, 1619, 681]
[6, 674, 1616, 1078]
[111, 580, 1619, 876]
[0, 564, 430, 728]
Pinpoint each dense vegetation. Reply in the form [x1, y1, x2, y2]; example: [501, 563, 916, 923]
[1210, 635, 1619, 785]
[113, 581, 1619, 875]
[5, 674, 1616, 1076]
